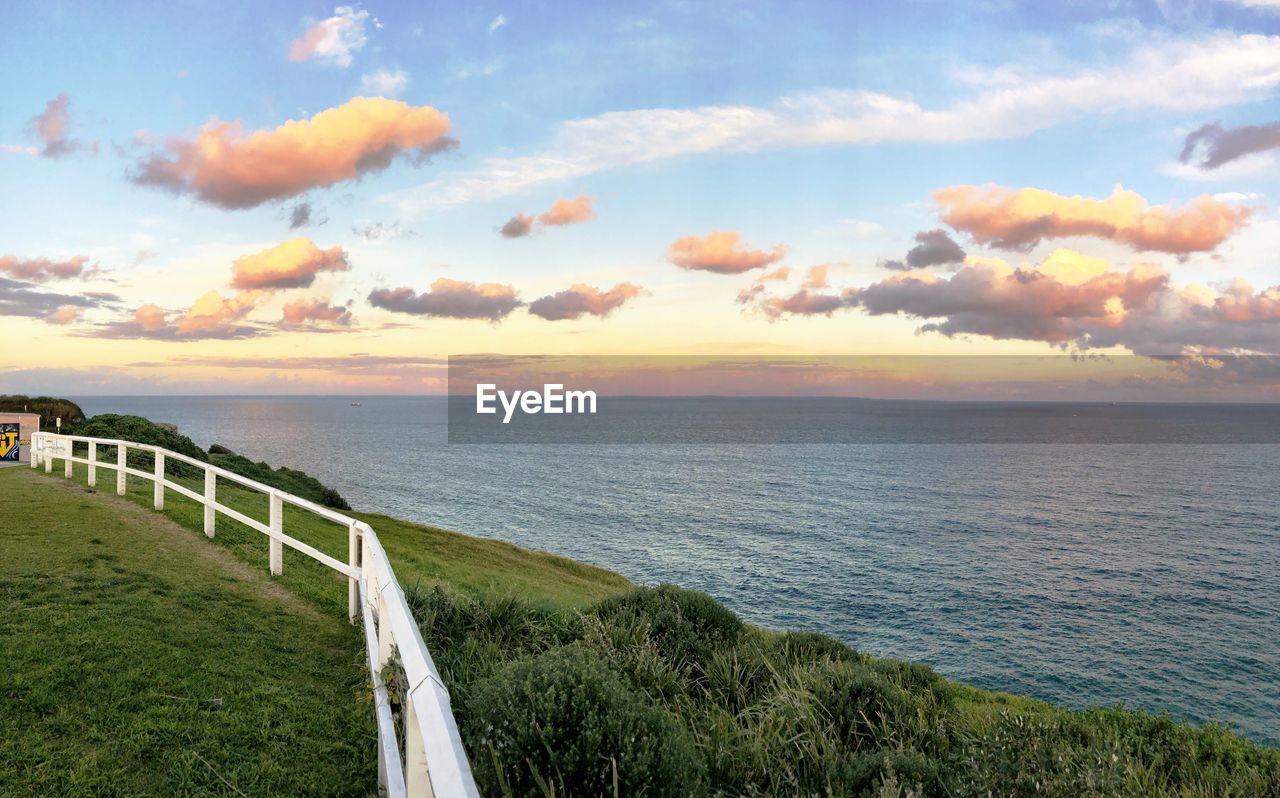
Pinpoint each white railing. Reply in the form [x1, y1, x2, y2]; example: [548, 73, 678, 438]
[30, 431, 479, 798]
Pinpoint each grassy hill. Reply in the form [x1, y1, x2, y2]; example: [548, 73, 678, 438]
[10, 443, 1280, 796]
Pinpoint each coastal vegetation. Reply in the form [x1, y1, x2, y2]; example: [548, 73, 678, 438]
[10, 412, 1280, 796]
[0, 394, 85, 428]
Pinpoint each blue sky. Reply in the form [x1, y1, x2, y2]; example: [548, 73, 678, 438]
[2, 0, 1279, 394]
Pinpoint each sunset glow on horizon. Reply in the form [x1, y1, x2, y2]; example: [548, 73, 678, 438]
[4, 2, 1279, 396]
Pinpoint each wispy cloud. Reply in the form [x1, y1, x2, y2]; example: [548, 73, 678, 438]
[488, 13, 508, 33]
[389, 33, 1280, 214]
[361, 68, 409, 97]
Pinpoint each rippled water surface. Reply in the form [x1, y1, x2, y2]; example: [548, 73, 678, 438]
[78, 396, 1280, 745]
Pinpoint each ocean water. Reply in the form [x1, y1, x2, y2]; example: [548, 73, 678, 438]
[76, 396, 1279, 746]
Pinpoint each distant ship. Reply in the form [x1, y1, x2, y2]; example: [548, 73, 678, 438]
[351, 401, 362, 407]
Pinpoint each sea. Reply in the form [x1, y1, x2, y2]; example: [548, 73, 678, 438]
[75, 395, 1279, 746]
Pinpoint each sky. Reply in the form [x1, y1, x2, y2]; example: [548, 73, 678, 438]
[2, 0, 1279, 395]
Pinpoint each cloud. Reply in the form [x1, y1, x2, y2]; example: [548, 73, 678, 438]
[388, 33, 1280, 214]
[668, 231, 786, 274]
[0, 255, 92, 283]
[907, 229, 967, 268]
[230, 238, 349, 290]
[1179, 120, 1280, 169]
[353, 219, 417, 240]
[537, 195, 594, 226]
[29, 93, 95, 158]
[130, 97, 455, 209]
[801, 265, 830, 289]
[933, 184, 1250, 254]
[0, 143, 38, 155]
[807, 248, 1280, 354]
[489, 14, 508, 33]
[89, 293, 262, 340]
[499, 213, 534, 238]
[288, 201, 315, 229]
[528, 283, 643, 320]
[757, 289, 851, 319]
[368, 278, 522, 320]
[361, 68, 409, 96]
[501, 196, 595, 238]
[289, 6, 369, 67]
[45, 306, 82, 325]
[281, 297, 353, 326]
[0, 277, 113, 319]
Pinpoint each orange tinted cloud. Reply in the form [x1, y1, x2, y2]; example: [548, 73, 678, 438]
[231, 238, 349, 290]
[0, 254, 90, 282]
[934, 184, 1250, 254]
[668, 231, 786, 274]
[131, 97, 454, 208]
[528, 283, 643, 321]
[500, 213, 534, 238]
[176, 291, 259, 334]
[45, 306, 82, 325]
[281, 297, 353, 326]
[135, 304, 168, 331]
[537, 195, 594, 226]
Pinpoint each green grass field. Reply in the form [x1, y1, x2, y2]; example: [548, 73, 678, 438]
[7, 453, 1279, 797]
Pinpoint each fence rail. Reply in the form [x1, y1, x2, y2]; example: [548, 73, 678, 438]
[30, 431, 479, 798]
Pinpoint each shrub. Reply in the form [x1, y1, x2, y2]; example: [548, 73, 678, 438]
[770, 630, 865, 667]
[0, 394, 85, 429]
[74, 414, 208, 477]
[829, 749, 941, 797]
[207, 446, 351, 510]
[591, 584, 744, 667]
[462, 647, 706, 797]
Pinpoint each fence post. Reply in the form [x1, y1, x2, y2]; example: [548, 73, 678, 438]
[88, 441, 96, 486]
[45, 438, 53, 472]
[403, 701, 431, 796]
[64, 437, 72, 478]
[269, 492, 283, 576]
[117, 444, 126, 495]
[377, 591, 393, 668]
[348, 523, 360, 624]
[153, 451, 165, 510]
[204, 469, 216, 537]
[31, 434, 39, 469]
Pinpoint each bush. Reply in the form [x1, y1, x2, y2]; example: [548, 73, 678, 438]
[462, 647, 706, 797]
[770, 630, 865, 667]
[591, 585, 744, 667]
[75, 414, 208, 477]
[830, 749, 941, 797]
[0, 394, 85, 429]
[207, 446, 351, 510]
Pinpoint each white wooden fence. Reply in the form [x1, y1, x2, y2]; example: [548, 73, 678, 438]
[30, 431, 480, 798]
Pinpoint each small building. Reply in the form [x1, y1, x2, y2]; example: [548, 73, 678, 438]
[0, 413, 41, 464]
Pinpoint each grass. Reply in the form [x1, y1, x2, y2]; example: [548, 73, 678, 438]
[0, 466, 376, 796]
[12, 452, 1280, 797]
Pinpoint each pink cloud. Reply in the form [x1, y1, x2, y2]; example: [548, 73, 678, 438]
[536, 195, 594, 226]
[281, 297, 353, 326]
[368, 278, 522, 320]
[45, 305, 82, 325]
[29, 93, 96, 158]
[500, 213, 534, 238]
[934, 184, 1250, 254]
[288, 6, 369, 67]
[668, 231, 786, 274]
[0, 255, 91, 283]
[528, 283, 643, 321]
[131, 97, 454, 208]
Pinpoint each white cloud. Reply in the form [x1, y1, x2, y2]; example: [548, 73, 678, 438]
[289, 6, 369, 68]
[361, 68, 409, 96]
[840, 219, 885, 238]
[488, 14, 508, 33]
[1161, 151, 1279, 181]
[0, 143, 38, 155]
[388, 33, 1280, 215]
